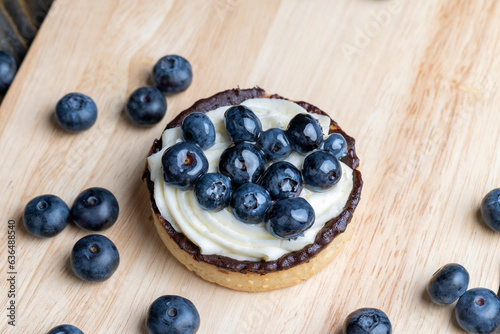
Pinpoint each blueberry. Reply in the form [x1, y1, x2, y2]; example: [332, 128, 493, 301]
[481, 188, 500, 232]
[162, 142, 208, 190]
[47, 324, 83, 334]
[320, 133, 348, 159]
[147, 295, 200, 334]
[343, 308, 392, 334]
[71, 234, 120, 282]
[23, 194, 70, 238]
[182, 113, 216, 149]
[0, 51, 17, 91]
[230, 183, 271, 224]
[194, 173, 232, 211]
[455, 288, 500, 334]
[255, 128, 292, 162]
[224, 105, 262, 143]
[265, 197, 315, 239]
[153, 55, 193, 94]
[126, 86, 167, 126]
[55, 93, 98, 132]
[285, 113, 323, 155]
[260, 161, 303, 200]
[218, 142, 266, 187]
[71, 187, 119, 231]
[302, 151, 342, 191]
[427, 263, 469, 305]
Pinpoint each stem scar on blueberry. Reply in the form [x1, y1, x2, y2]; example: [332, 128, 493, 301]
[236, 159, 247, 171]
[68, 96, 85, 110]
[165, 59, 175, 69]
[87, 196, 98, 205]
[167, 308, 177, 317]
[475, 297, 485, 306]
[90, 245, 99, 253]
[37, 201, 48, 210]
[183, 153, 195, 166]
[243, 194, 257, 209]
[281, 178, 298, 190]
[360, 314, 375, 326]
[211, 182, 226, 195]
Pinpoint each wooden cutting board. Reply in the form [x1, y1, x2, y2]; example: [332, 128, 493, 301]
[2, 0, 500, 332]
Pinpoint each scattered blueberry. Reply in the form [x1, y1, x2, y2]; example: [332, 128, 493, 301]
[218, 142, 266, 187]
[481, 188, 500, 232]
[126, 86, 167, 126]
[224, 105, 262, 143]
[153, 55, 193, 94]
[23, 194, 70, 238]
[285, 113, 323, 155]
[265, 197, 315, 239]
[427, 263, 469, 305]
[194, 173, 232, 211]
[343, 308, 392, 334]
[260, 161, 303, 200]
[320, 133, 348, 159]
[302, 151, 342, 191]
[47, 324, 84, 334]
[0, 51, 17, 91]
[55, 93, 98, 132]
[455, 288, 500, 334]
[230, 183, 271, 224]
[71, 234, 120, 282]
[147, 295, 200, 334]
[71, 187, 119, 231]
[162, 142, 209, 190]
[255, 128, 292, 162]
[182, 113, 216, 149]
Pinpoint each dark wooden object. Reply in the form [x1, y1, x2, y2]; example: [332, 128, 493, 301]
[0, 0, 53, 61]
[0, 0, 53, 99]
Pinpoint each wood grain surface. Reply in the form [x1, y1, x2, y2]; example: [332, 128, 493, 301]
[2, 0, 500, 333]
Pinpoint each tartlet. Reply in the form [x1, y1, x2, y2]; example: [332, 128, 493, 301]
[143, 87, 362, 292]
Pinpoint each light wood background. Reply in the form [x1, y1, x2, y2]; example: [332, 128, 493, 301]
[2, 0, 500, 333]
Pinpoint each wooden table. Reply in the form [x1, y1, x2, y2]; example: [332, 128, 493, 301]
[2, 0, 500, 332]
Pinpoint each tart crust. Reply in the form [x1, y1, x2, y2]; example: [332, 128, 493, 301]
[143, 87, 363, 292]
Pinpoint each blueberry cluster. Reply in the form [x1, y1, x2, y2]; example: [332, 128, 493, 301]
[161, 104, 348, 239]
[34, 54, 197, 332]
[55, 54, 193, 132]
[427, 263, 500, 333]
[23, 188, 120, 283]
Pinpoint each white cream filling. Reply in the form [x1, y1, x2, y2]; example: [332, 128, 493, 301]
[148, 98, 354, 261]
